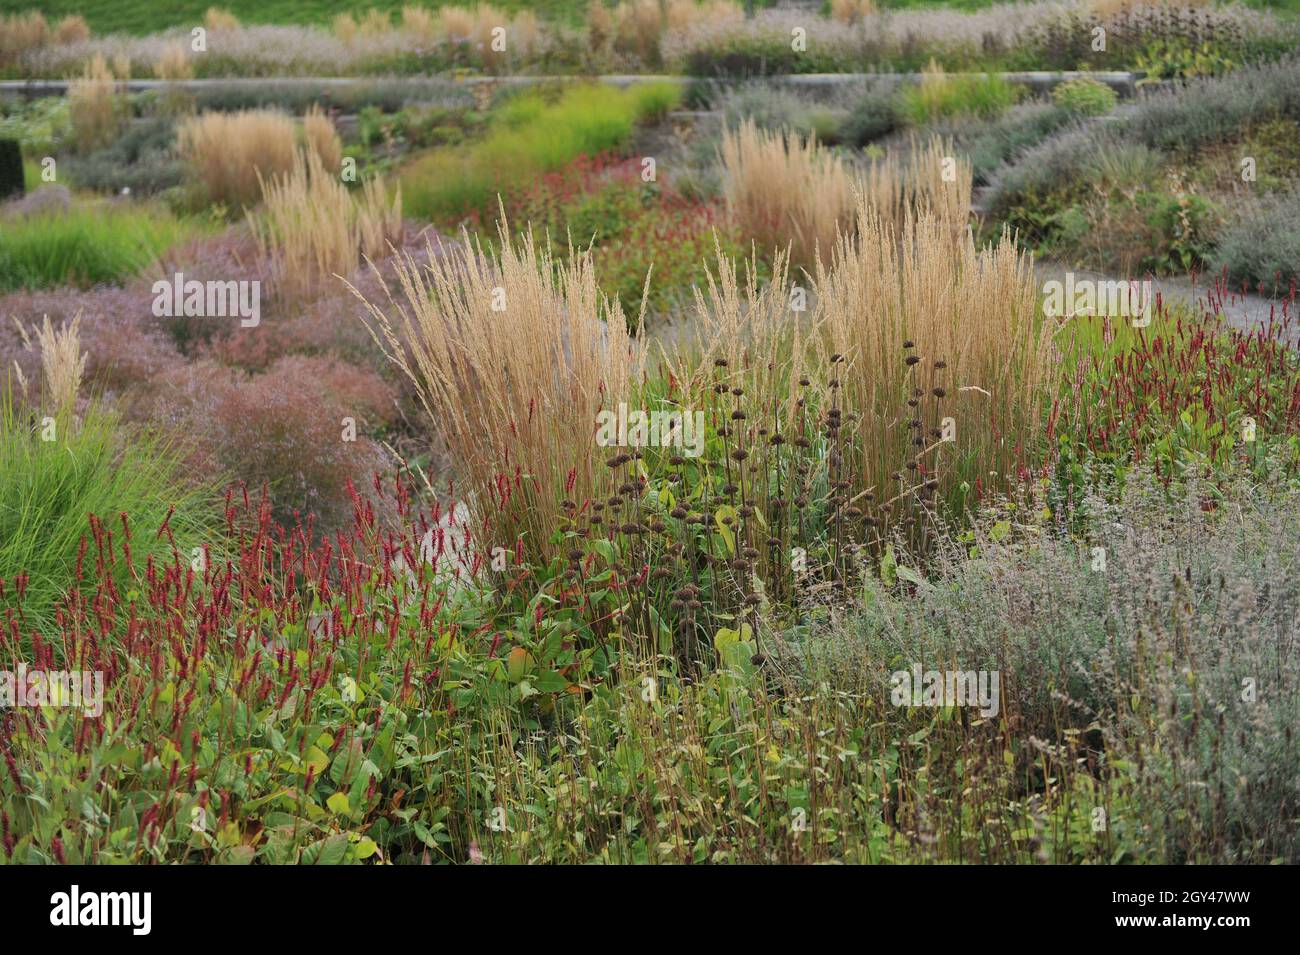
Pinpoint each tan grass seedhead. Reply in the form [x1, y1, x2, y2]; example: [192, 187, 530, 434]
[203, 7, 241, 31]
[719, 119, 857, 270]
[250, 149, 402, 306]
[155, 43, 193, 81]
[402, 5, 439, 44]
[587, 0, 615, 48]
[613, 0, 665, 64]
[813, 203, 1054, 504]
[0, 12, 48, 68]
[13, 313, 88, 418]
[303, 104, 343, 176]
[359, 9, 392, 35]
[53, 15, 91, 45]
[333, 13, 359, 44]
[439, 5, 476, 42]
[177, 108, 298, 207]
[512, 10, 541, 57]
[830, 0, 876, 26]
[349, 222, 644, 563]
[68, 54, 120, 152]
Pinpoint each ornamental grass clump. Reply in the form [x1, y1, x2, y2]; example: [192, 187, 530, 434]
[249, 147, 401, 306]
[349, 223, 643, 564]
[720, 121, 972, 269]
[813, 202, 1054, 510]
[178, 109, 298, 208]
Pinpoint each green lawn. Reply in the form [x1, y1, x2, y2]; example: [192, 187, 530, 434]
[0, 0, 589, 35]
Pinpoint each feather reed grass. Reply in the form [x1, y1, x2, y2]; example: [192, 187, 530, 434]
[813, 202, 1054, 506]
[178, 108, 344, 209]
[250, 148, 402, 306]
[68, 54, 120, 153]
[720, 120, 972, 269]
[178, 109, 298, 208]
[349, 223, 643, 562]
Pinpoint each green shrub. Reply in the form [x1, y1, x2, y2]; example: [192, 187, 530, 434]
[0, 97, 70, 156]
[786, 470, 1300, 863]
[1051, 76, 1117, 116]
[1135, 37, 1236, 84]
[717, 82, 809, 132]
[842, 94, 901, 146]
[0, 393, 221, 642]
[191, 78, 473, 115]
[683, 35, 845, 79]
[990, 59, 1300, 220]
[63, 117, 185, 195]
[0, 202, 200, 291]
[1126, 56, 1300, 153]
[0, 137, 23, 201]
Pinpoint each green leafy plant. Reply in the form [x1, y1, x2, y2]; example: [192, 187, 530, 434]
[1050, 76, 1117, 116]
[1136, 37, 1235, 84]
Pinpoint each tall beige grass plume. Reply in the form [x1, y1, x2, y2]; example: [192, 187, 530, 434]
[348, 222, 644, 563]
[303, 104, 343, 175]
[177, 108, 298, 207]
[812, 202, 1054, 504]
[831, 0, 876, 26]
[204, 7, 241, 31]
[155, 43, 194, 81]
[720, 118, 857, 270]
[53, 15, 91, 44]
[13, 313, 88, 417]
[68, 53, 119, 152]
[250, 148, 403, 305]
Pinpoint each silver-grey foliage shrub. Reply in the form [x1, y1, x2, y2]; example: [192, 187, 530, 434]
[782, 470, 1300, 862]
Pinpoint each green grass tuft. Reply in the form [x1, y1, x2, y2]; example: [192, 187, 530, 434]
[0, 390, 223, 644]
[401, 82, 682, 224]
[900, 70, 1020, 125]
[0, 201, 201, 291]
